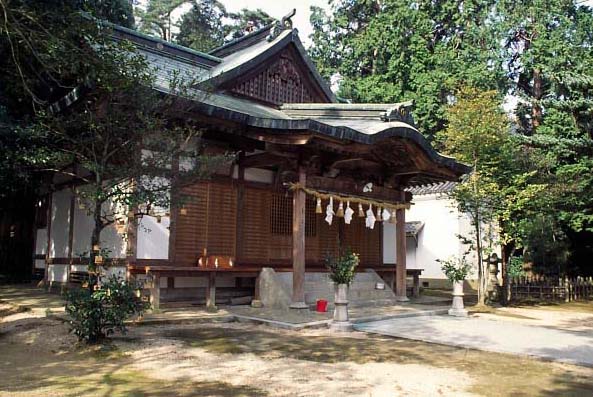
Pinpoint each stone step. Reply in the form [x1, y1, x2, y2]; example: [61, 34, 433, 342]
[309, 298, 402, 310]
[262, 269, 398, 310]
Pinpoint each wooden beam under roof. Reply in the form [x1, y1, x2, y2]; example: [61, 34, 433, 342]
[240, 152, 289, 168]
[306, 176, 412, 203]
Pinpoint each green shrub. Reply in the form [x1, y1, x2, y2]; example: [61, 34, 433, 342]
[64, 275, 149, 344]
[508, 255, 526, 278]
[438, 255, 473, 283]
[325, 248, 360, 285]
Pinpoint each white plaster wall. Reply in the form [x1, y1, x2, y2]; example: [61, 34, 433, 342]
[160, 277, 168, 288]
[173, 276, 236, 288]
[406, 237, 417, 268]
[137, 215, 170, 259]
[103, 266, 127, 280]
[232, 165, 274, 184]
[71, 193, 127, 258]
[35, 259, 45, 269]
[405, 194, 462, 279]
[50, 190, 72, 258]
[100, 223, 126, 258]
[35, 228, 47, 255]
[47, 264, 68, 283]
[72, 202, 94, 257]
[383, 224, 419, 268]
[175, 277, 207, 288]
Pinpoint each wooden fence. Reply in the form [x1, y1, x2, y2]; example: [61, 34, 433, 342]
[509, 276, 593, 302]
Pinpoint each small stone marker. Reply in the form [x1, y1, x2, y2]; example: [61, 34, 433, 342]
[448, 281, 468, 317]
[330, 284, 354, 331]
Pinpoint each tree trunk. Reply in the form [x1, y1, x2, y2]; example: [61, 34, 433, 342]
[532, 68, 543, 130]
[501, 241, 515, 306]
[475, 218, 486, 306]
[472, 167, 487, 306]
[89, 199, 103, 291]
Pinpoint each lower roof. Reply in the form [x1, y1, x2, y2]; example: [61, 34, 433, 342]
[153, 82, 470, 185]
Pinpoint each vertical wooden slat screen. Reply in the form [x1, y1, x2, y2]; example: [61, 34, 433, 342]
[205, 182, 236, 257]
[174, 182, 209, 266]
[241, 186, 270, 263]
[268, 191, 292, 262]
[318, 213, 339, 263]
[304, 197, 319, 262]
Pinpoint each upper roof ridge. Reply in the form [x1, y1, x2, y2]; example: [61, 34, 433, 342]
[209, 9, 296, 58]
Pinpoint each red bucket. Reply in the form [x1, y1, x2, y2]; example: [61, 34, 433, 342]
[316, 299, 328, 312]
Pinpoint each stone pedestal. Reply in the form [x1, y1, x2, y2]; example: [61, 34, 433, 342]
[448, 281, 468, 317]
[250, 299, 263, 308]
[487, 253, 501, 302]
[330, 283, 353, 331]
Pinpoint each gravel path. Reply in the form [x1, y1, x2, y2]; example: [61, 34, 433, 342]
[355, 315, 593, 367]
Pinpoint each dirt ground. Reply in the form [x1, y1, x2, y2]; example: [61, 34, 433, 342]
[2, 303, 593, 397]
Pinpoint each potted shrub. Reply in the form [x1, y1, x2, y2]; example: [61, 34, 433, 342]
[439, 256, 472, 317]
[325, 248, 360, 331]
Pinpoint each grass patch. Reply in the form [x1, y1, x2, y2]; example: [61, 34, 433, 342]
[510, 298, 593, 314]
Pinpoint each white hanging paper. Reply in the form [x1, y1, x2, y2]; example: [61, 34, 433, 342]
[344, 201, 354, 224]
[325, 196, 335, 225]
[382, 207, 391, 222]
[366, 204, 376, 229]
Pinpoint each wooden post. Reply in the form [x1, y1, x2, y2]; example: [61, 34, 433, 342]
[412, 271, 420, 297]
[44, 191, 53, 288]
[395, 195, 408, 301]
[67, 188, 76, 285]
[290, 165, 308, 309]
[167, 156, 179, 265]
[150, 273, 160, 311]
[254, 273, 261, 301]
[206, 271, 217, 311]
[235, 153, 245, 261]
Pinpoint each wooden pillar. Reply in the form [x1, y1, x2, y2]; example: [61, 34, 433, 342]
[66, 188, 76, 284]
[126, 205, 138, 274]
[395, 203, 409, 301]
[412, 271, 420, 297]
[290, 165, 308, 309]
[235, 153, 245, 261]
[206, 271, 217, 311]
[150, 273, 160, 310]
[167, 155, 179, 265]
[44, 191, 53, 287]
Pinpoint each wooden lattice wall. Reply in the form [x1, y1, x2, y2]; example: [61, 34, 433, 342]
[173, 180, 382, 267]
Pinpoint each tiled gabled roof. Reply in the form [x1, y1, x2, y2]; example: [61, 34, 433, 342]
[406, 181, 457, 196]
[405, 221, 425, 237]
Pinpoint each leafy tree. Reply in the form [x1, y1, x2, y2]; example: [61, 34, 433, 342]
[225, 8, 273, 40]
[81, 0, 135, 28]
[437, 88, 513, 305]
[309, 0, 504, 139]
[0, 0, 136, 193]
[496, 0, 593, 273]
[1, 0, 231, 288]
[313, 0, 593, 280]
[175, 0, 226, 51]
[136, 0, 189, 41]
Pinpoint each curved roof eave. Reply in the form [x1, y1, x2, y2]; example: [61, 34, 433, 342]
[187, 97, 470, 176]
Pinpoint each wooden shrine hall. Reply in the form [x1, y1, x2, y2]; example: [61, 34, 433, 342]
[41, 11, 469, 309]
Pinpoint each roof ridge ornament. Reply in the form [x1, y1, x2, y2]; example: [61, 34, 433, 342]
[380, 100, 415, 124]
[267, 9, 296, 42]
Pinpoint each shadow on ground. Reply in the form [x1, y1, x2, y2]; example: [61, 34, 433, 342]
[159, 325, 593, 396]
